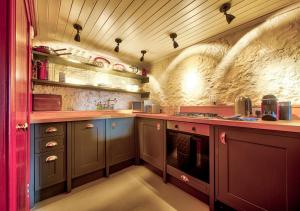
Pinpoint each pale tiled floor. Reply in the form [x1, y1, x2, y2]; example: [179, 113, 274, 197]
[32, 166, 209, 211]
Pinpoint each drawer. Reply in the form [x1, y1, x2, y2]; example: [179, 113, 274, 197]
[167, 121, 209, 136]
[34, 150, 65, 190]
[35, 123, 66, 138]
[35, 136, 65, 153]
[167, 164, 209, 195]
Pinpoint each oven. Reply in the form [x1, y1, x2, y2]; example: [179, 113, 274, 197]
[166, 121, 210, 194]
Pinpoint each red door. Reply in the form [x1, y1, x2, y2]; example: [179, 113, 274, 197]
[9, 0, 31, 210]
[16, 0, 30, 209]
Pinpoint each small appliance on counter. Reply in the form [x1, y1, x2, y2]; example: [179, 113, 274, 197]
[131, 101, 144, 112]
[261, 95, 279, 121]
[279, 101, 292, 120]
[144, 100, 160, 114]
[234, 96, 252, 117]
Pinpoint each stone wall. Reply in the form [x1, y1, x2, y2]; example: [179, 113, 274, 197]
[144, 8, 300, 107]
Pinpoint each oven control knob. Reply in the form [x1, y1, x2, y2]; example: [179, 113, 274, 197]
[192, 127, 196, 131]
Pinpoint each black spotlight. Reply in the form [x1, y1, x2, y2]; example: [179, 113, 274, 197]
[73, 23, 82, 42]
[140, 50, 147, 62]
[219, 3, 235, 24]
[170, 33, 179, 48]
[114, 38, 122, 52]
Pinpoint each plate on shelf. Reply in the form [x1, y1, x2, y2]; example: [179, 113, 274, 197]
[93, 57, 111, 68]
[112, 63, 125, 72]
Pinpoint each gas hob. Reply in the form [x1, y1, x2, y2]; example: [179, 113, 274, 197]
[174, 112, 218, 119]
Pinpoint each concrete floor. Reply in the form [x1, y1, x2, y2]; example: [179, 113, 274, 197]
[32, 166, 209, 211]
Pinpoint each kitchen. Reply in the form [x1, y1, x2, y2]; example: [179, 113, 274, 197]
[1, 0, 300, 211]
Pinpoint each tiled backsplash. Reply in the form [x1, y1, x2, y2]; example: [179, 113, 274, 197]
[33, 85, 141, 111]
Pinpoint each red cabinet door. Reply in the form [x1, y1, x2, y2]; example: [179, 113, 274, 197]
[215, 126, 300, 210]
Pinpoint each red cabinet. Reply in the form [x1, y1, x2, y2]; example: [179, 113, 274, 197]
[215, 126, 300, 210]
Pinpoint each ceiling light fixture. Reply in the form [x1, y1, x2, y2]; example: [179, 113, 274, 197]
[219, 3, 235, 24]
[114, 38, 122, 53]
[140, 50, 147, 62]
[170, 33, 179, 48]
[73, 23, 82, 42]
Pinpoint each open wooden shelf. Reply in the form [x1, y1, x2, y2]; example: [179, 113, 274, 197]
[32, 51, 149, 83]
[32, 79, 150, 98]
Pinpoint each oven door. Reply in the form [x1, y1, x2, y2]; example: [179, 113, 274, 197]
[166, 130, 209, 183]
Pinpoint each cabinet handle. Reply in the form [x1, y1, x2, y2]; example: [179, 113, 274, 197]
[180, 175, 189, 183]
[220, 132, 226, 145]
[45, 127, 58, 133]
[112, 122, 116, 129]
[45, 155, 58, 162]
[174, 125, 178, 129]
[156, 123, 161, 131]
[85, 123, 94, 129]
[192, 127, 196, 131]
[45, 141, 58, 148]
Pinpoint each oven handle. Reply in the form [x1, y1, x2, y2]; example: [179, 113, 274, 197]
[180, 175, 189, 183]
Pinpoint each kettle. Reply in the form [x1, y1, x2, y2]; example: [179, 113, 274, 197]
[235, 96, 252, 117]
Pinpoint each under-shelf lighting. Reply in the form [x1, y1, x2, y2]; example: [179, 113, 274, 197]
[67, 58, 81, 64]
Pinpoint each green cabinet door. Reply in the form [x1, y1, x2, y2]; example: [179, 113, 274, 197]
[106, 118, 135, 167]
[72, 120, 106, 178]
[138, 118, 165, 170]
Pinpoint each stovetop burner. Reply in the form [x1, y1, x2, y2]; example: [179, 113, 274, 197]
[174, 112, 218, 118]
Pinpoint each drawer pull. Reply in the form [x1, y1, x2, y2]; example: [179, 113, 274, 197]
[45, 155, 58, 162]
[112, 122, 116, 129]
[85, 123, 94, 129]
[45, 127, 58, 133]
[45, 141, 58, 148]
[180, 175, 189, 183]
[220, 132, 226, 144]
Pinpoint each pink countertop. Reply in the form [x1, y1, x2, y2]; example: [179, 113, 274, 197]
[30, 111, 300, 133]
[135, 113, 300, 133]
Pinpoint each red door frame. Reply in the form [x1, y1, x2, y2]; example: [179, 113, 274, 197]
[0, 0, 9, 210]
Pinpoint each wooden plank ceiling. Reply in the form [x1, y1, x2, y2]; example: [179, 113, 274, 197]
[34, 0, 297, 63]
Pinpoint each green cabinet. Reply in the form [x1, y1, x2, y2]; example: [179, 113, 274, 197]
[71, 120, 106, 178]
[106, 118, 135, 171]
[30, 122, 67, 206]
[138, 118, 165, 170]
[31, 117, 136, 205]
